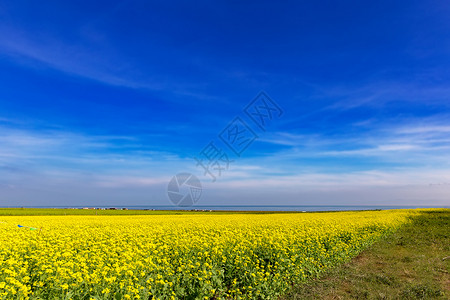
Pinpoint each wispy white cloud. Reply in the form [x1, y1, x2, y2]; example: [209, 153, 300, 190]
[0, 125, 186, 176]
[396, 125, 450, 134]
[1, 124, 449, 206]
[0, 25, 169, 90]
[258, 132, 323, 147]
[317, 81, 450, 112]
[198, 166, 450, 206]
[92, 175, 171, 188]
[216, 168, 450, 188]
[259, 116, 450, 167]
[0, 24, 240, 100]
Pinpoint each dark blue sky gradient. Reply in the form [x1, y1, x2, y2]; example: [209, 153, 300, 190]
[0, 1, 449, 206]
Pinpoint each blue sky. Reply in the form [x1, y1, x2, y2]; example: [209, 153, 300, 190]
[0, 1, 449, 207]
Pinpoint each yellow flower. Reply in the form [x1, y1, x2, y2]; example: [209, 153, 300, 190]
[0, 208, 427, 298]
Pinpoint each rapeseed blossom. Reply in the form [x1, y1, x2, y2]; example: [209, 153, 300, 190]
[0, 210, 421, 299]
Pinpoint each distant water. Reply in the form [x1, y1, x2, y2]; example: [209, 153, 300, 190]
[18, 205, 449, 212]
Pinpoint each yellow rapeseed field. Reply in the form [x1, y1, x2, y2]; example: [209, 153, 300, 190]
[0, 210, 419, 299]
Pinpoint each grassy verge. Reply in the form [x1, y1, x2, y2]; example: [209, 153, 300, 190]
[282, 209, 450, 299]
